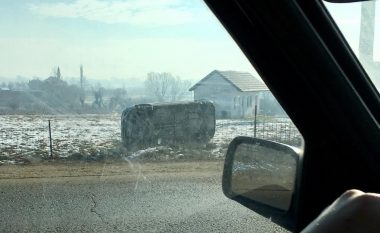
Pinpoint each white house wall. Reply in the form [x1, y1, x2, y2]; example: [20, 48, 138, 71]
[194, 73, 235, 117]
[193, 73, 267, 118]
[232, 92, 265, 118]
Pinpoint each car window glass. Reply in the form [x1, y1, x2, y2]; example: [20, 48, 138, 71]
[0, 1, 302, 232]
[323, 1, 380, 92]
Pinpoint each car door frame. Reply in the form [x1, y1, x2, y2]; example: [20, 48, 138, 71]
[204, 0, 380, 232]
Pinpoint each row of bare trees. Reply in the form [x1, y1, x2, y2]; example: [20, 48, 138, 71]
[144, 72, 192, 102]
[1, 69, 192, 113]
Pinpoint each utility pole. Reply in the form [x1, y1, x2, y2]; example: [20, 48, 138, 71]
[80, 65, 85, 106]
[80, 65, 84, 90]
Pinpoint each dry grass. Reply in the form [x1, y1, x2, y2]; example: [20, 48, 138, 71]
[0, 160, 224, 180]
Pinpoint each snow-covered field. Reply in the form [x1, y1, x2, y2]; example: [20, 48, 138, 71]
[0, 114, 302, 164]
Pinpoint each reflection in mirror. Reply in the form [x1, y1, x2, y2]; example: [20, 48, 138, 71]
[231, 142, 297, 211]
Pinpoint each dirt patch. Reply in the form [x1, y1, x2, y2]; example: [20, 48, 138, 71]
[0, 160, 225, 180]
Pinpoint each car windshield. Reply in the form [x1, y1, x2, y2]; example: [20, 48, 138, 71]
[324, 1, 380, 93]
[0, 1, 302, 232]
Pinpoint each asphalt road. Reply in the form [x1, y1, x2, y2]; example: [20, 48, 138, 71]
[0, 172, 288, 233]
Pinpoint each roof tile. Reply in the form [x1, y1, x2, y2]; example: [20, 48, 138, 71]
[189, 70, 268, 92]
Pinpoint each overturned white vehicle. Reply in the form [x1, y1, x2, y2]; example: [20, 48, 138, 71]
[121, 101, 215, 149]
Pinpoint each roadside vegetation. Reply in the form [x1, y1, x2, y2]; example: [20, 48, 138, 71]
[0, 114, 301, 165]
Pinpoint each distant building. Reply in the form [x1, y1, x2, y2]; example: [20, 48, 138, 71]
[189, 70, 269, 118]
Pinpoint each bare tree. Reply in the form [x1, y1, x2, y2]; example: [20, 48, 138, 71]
[109, 88, 128, 111]
[92, 85, 104, 108]
[170, 76, 192, 101]
[145, 72, 172, 102]
[7, 82, 14, 90]
[145, 72, 191, 102]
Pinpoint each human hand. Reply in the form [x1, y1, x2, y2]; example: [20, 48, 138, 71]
[301, 189, 380, 233]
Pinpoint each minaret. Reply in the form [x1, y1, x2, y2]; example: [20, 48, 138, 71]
[57, 67, 61, 79]
[80, 65, 84, 89]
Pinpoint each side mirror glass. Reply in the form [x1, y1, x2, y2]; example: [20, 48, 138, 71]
[222, 137, 301, 230]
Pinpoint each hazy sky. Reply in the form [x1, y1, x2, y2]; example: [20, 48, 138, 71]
[0, 0, 258, 82]
[0, 0, 378, 83]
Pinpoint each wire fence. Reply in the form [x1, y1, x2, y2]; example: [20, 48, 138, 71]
[214, 115, 303, 148]
[0, 114, 303, 163]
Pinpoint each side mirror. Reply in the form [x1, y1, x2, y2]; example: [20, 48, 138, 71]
[222, 136, 301, 230]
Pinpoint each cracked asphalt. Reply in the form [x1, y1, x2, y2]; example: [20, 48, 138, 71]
[0, 171, 289, 232]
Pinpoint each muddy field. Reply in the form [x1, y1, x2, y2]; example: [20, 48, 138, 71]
[0, 114, 302, 164]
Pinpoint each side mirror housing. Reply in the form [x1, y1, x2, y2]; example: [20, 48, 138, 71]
[222, 136, 301, 230]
